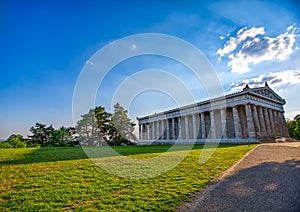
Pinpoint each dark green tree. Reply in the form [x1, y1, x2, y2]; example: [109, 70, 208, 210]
[95, 106, 114, 143]
[75, 109, 102, 145]
[287, 115, 300, 140]
[48, 126, 76, 146]
[110, 103, 136, 145]
[28, 123, 54, 147]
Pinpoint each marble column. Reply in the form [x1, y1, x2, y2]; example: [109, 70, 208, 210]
[257, 107, 267, 137]
[166, 119, 170, 140]
[142, 124, 146, 140]
[161, 119, 166, 140]
[209, 111, 216, 138]
[139, 124, 142, 140]
[273, 111, 279, 136]
[185, 116, 189, 139]
[192, 114, 197, 139]
[276, 112, 283, 136]
[178, 117, 182, 139]
[149, 123, 151, 139]
[155, 121, 159, 140]
[252, 105, 261, 138]
[149, 122, 152, 140]
[220, 108, 227, 138]
[195, 113, 200, 139]
[232, 107, 241, 138]
[145, 124, 149, 140]
[201, 113, 206, 139]
[141, 124, 144, 140]
[268, 109, 276, 137]
[160, 120, 163, 139]
[245, 104, 256, 138]
[263, 107, 271, 137]
[152, 122, 155, 140]
[143, 124, 146, 140]
[171, 118, 175, 139]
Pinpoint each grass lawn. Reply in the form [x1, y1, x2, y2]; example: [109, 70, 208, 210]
[0, 144, 256, 211]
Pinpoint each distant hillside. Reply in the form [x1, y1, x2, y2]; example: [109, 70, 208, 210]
[0, 139, 6, 142]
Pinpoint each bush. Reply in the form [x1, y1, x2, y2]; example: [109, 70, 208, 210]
[14, 141, 26, 148]
[287, 115, 300, 140]
[0, 142, 12, 148]
[6, 134, 27, 148]
[25, 141, 41, 148]
[108, 137, 135, 146]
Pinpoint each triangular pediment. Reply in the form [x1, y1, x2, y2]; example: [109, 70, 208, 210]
[249, 86, 285, 104]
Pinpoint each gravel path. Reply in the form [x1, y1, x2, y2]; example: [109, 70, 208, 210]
[178, 142, 300, 212]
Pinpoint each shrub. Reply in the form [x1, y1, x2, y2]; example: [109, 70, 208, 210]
[6, 134, 27, 148]
[25, 141, 41, 148]
[0, 142, 13, 148]
[14, 141, 26, 148]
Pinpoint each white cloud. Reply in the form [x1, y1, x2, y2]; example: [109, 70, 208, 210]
[229, 70, 300, 92]
[85, 60, 94, 65]
[287, 25, 294, 31]
[230, 32, 296, 73]
[131, 43, 137, 50]
[216, 27, 265, 57]
[217, 26, 299, 74]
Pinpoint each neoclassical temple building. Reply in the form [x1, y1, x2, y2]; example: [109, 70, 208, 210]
[137, 83, 290, 143]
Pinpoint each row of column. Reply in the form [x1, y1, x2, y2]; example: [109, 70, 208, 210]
[139, 104, 289, 140]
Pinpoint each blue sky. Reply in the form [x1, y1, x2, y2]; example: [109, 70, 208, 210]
[1, 0, 300, 139]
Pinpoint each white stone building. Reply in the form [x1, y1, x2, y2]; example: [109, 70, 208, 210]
[137, 83, 290, 144]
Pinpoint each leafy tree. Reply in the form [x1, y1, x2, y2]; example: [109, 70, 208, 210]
[75, 109, 102, 146]
[287, 119, 296, 138]
[287, 115, 300, 140]
[6, 134, 26, 148]
[28, 123, 54, 147]
[95, 106, 114, 143]
[110, 103, 136, 145]
[48, 126, 76, 146]
[78, 104, 136, 146]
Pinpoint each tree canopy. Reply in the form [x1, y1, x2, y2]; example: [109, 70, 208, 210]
[48, 126, 76, 147]
[76, 103, 136, 146]
[110, 103, 136, 145]
[0, 103, 136, 149]
[75, 109, 102, 146]
[287, 115, 300, 140]
[28, 123, 54, 147]
[28, 123, 76, 147]
[6, 134, 26, 148]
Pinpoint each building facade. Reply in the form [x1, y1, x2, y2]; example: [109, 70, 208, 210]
[137, 83, 290, 143]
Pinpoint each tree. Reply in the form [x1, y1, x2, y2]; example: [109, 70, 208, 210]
[75, 109, 102, 146]
[287, 115, 300, 140]
[48, 126, 76, 146]
[6, 134, 26, 148]
[94, 106, 114, 143]
[78, 104, 136, 146]
[110, 103, 136, 145]
[28, 123, 54, 147]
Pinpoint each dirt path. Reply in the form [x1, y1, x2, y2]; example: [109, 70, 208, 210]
[178, 142, 300, 212]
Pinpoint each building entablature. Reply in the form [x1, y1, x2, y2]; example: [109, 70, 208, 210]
[137, 83, 285, 124]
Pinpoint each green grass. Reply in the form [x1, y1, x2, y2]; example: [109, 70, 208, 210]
[0, 144, 256, 211]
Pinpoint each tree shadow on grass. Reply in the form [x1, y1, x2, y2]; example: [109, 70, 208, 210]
[0, 147, 89, 165]
[189, 159, 300, 212]
[0, 144, 246, 165]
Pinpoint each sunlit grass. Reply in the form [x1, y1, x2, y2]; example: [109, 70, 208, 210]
[0, 144, 256, 211]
